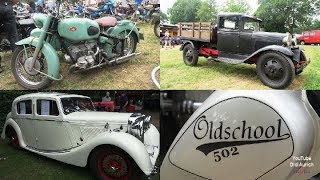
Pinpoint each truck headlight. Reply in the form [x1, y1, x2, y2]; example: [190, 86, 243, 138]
[282, 32, 296, 47]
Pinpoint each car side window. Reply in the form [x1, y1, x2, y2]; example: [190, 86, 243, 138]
[310, 32, 315, 36]
[17, 100, 32, 115]
[304, 32, 309, 36]
[36, 99, 59, 116]
[219, 16, 239, 30]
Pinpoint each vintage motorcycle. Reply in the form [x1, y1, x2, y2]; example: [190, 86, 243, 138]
[11, 2, 143, 90]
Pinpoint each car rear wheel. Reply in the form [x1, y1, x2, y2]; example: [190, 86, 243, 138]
[256, 52, 295, 89]
[7, 128, 20, 148]
[90, 146, 141, 180]
[183, 44, 198, 66]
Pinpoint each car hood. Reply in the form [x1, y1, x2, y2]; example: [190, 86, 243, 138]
[253, 31, 287, 40]
[64, 111, 133, 124]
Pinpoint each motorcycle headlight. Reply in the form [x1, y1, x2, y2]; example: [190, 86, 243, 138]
[32, 13, 48, 29]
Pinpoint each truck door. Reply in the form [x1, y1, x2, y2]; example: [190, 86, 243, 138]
[239, 17, 257, 54]
[217, 16, 240, 54]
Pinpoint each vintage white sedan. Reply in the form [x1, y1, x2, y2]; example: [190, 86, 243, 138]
[1, 92, 160, 179]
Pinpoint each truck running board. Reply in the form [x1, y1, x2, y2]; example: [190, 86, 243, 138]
[210, 57, 246, 65]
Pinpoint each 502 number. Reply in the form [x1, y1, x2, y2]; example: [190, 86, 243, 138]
[213, 147, 239, 162]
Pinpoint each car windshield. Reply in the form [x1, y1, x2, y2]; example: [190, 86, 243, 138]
[61, 97, 95, 114]
[243, 17, 260, 31]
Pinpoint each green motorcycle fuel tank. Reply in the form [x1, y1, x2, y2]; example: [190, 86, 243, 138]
[58, 18, 100, 41]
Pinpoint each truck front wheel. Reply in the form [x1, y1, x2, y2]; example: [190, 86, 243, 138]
[256, 52, 295, 89]
[183, 44, 198, 66]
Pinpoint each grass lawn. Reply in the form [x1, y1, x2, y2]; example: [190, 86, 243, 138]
[0, 132, 160, 180]
[0, 22, 159, 90]
[0, 139, 94, 180]
[160, 45, 320, 89]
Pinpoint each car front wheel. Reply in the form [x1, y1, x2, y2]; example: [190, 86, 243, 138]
[90, 146, 141, 180]
[256, 52, 295, 89]
[183, 44, 199, 66]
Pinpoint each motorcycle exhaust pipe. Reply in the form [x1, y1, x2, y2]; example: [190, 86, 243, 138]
[108, 52, 141, 65]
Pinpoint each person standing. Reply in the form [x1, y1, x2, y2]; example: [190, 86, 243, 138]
[164, 29, 171, 49]
[0, 0, 19, 52]
[119, 92, 128, 112]
[0, 0, 19, 73]
[102, 92, 112, 102]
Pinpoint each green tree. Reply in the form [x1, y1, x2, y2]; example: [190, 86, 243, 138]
[256, 0, 320, 33]
[221, 0, 250, 13]
[168, 0, 202, 24]
[196, 0, 218, 23]
[160, 11, 168, 21]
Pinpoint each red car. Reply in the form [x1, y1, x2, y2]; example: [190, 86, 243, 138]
[299, 30, 320, 45]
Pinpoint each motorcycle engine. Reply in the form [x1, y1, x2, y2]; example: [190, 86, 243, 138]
[66, 42, 98, 69]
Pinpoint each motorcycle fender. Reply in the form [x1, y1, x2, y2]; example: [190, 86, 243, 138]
[106, 21, 142, 42]
[34, 132, 155, 176]
[15, 37, 60, 80]
[1, 118, 26, 147]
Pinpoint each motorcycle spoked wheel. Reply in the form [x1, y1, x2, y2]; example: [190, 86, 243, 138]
[118, 30, 137, 55]
[11, 46, 52, 90]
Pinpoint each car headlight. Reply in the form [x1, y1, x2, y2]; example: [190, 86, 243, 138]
[128, 113, 151, 137]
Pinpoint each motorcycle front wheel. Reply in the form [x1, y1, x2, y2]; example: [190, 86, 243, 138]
[11, 46, 52, 90]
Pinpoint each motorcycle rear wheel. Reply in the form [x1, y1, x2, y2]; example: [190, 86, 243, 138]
[119, 30, 138, 55]
[11, 46, 52, 90]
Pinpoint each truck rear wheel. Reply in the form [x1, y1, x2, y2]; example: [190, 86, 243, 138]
[256, 52, 295, 89]
[183, 44, 198, 66]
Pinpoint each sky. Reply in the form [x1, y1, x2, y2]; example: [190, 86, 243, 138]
[160, 0, 259, 14]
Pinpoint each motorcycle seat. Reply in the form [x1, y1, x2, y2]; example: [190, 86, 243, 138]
[95, 16, 117, 27]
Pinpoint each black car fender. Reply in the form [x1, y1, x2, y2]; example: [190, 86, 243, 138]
[245, 45, 294, 62]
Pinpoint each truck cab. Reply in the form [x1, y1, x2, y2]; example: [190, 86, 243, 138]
[178, 13, 309, 89]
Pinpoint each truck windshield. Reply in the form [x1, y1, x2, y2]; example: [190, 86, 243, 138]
[243, 17, 260, 31]
[61, 97, 95, 114]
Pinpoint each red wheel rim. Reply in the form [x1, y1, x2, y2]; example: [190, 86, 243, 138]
[96, 150, 131, 180]
[9, 131, 19, 148]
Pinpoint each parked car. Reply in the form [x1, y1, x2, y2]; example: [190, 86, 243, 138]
[1, 92, 159, 179]
[178, 13, 309, 89]
[161, 90, 320, 180]
[299, 30, 320, 45]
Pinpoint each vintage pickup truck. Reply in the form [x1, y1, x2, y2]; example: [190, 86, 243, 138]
[178, 13, 309, 89]
[1, 92, 159, 179]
